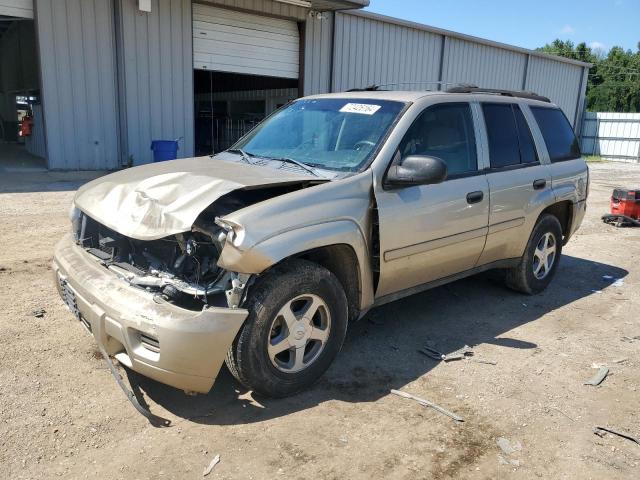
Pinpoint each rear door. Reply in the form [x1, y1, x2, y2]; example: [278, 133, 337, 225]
[477, 102, 553, 265]
[374, 102, 490, 298]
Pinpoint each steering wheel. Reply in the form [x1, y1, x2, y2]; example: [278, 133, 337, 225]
[354, 140, 376, 151]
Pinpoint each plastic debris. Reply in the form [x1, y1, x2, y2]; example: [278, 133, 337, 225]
[390, 389, 463, 422]
[496, 437, 522, 455]
[203, 454, 220, 477]
[593, 427, 640, 447]
[32, 308, 46, 318]
[584, 366, 609, 386]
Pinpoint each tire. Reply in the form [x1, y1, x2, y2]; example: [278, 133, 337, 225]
[505, 214, 563, 294]
[225, 259, 348, 397]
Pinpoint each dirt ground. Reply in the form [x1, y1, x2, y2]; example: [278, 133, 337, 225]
[1, 162, 639, 480]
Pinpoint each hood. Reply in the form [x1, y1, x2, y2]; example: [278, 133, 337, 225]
[74, 155, 316, 241]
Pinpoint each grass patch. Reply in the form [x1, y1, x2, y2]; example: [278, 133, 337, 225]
[585, 155, 603, 163]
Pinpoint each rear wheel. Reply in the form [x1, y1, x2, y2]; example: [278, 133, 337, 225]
[225, 259, 348, 397]
[506, 214, 563, 294]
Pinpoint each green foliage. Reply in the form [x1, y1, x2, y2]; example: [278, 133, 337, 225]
[537, 40, 640, 113]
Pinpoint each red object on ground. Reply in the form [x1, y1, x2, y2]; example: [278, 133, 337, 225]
[602, 188, 640, 226]
[19, 116, 33, 137]
[611, 188, 640, 220]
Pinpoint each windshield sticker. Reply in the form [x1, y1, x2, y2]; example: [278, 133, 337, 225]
[339, 103, 382, 115]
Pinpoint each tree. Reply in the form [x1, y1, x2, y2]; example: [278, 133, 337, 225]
[537, 40, 640, 112]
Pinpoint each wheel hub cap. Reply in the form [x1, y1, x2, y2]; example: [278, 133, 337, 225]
[533, 232, 557, 280]
[267, 294, 331, 373]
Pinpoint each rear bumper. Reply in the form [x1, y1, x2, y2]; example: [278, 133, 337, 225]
[53, 234, 248, 393]
[567, 199, 587, 241]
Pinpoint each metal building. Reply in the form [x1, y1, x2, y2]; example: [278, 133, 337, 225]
[0, 0, 590, 171]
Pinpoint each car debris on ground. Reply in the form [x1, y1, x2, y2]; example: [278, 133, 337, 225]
[593, 427, 640, 447]
[31, 308, 46, 318]
[584, 366, 609, 386]
[418, 344, 497, 365]
[390, 389, 464, 422]
[203, 454, 220, 477]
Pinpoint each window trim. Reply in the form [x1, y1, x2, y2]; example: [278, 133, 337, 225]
[529, 105, 582, 163]
[512, 104, 540, 165]
[390, 101, 480, 181]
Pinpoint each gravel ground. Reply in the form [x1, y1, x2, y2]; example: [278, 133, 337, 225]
[0, 162, 639, 479]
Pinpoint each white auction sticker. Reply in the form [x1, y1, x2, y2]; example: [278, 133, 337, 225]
[339, 103, 382, 115]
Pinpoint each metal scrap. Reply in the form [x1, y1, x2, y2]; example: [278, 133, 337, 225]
[203, 454, 220, 477]
[390, 389, 464, 422]
[418, 344, 496, 365]
[32, 308, 46, 318]
[584, 366, 609, 386]
[593, 426, 640, 447]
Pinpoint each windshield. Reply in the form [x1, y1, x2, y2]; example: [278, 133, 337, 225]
[232, 98, 406, 172]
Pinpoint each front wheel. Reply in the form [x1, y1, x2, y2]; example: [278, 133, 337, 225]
[225, 259, 348, 397]
[505, 214, 563, 294]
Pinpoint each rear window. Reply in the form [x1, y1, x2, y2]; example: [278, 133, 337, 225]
[530, 107, 581, 162]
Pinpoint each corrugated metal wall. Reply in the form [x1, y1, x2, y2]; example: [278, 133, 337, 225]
[115, 0, 194, 166]
[36, 0, 120, 170]
[25, 103, 46, 158]
[525, 56, 584, 125]
[197, 0, 308, 21]
[581, 112, 640, 162]
[316, 10, 589, 127]
[304, 12, 333, 95]
[331, 12, 441, 92]
[441, 37, 526, 90]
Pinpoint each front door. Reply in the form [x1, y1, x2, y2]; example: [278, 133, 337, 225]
[374, 102, 490, 298]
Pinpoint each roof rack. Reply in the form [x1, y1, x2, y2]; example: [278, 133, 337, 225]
[445, 85, 551, 103]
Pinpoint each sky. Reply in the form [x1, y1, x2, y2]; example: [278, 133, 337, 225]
[364, 0, 640, 54]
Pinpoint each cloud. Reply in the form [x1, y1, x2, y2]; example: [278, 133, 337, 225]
[589, 41, 606, 51]
[559, 25, 576, 35]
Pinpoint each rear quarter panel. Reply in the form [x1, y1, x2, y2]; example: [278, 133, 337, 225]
[550, 158, 589, 238]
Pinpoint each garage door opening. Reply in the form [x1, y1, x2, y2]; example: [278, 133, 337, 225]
[192, 3, 301, 155]
[194, 71, 298, 156]
[0, 15, 45, 171]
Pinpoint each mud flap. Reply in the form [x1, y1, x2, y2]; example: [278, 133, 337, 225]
[97, 344, 171, 427]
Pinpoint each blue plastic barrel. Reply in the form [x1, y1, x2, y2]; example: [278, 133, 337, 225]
[151, 139, 179, 162]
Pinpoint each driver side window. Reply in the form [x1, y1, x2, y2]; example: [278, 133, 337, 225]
[398, 103, 478, 177]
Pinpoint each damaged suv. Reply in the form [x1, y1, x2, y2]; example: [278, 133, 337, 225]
[54, 88, 588, 398]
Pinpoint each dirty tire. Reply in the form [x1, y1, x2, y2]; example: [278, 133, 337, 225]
[505, 214, 563, 295]
[225, 259, 348, 398]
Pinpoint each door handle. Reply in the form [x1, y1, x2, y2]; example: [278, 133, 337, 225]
[466, 191, 484, 204]
[533, 179, 547, 190]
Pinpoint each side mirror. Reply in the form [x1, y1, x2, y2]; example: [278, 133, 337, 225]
[384, 155, 448, 188]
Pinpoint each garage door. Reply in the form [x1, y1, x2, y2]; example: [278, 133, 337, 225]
[193, 4, 299, 79]
[0, 0, 33, 18]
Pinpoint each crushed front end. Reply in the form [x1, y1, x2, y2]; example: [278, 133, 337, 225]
[53, 209, 250, 393]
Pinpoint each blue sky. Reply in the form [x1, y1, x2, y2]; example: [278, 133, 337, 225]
[364, 0, 640, 53]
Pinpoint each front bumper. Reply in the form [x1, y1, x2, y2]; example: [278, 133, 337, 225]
[53, 234, 248, 393]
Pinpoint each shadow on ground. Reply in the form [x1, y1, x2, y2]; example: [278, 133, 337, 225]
[125, 255, 628, 427]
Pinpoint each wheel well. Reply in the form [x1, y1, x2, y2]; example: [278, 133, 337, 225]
[298, 244, 361, 322]
[540, 201, 573, 240]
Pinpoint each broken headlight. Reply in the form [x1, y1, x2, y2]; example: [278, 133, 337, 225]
[214, 217, 245, 247]
[69, 203, 82, 242]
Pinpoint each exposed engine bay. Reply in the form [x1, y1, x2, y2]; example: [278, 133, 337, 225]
[73, 186, 311, 310]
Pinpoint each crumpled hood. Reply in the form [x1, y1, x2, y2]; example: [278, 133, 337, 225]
[74, 155, 315, 240]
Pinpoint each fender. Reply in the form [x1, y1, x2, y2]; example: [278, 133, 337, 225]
[218, 220, 375, 311]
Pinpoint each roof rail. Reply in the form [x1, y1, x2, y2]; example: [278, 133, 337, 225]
[445, 85, 551, 103]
